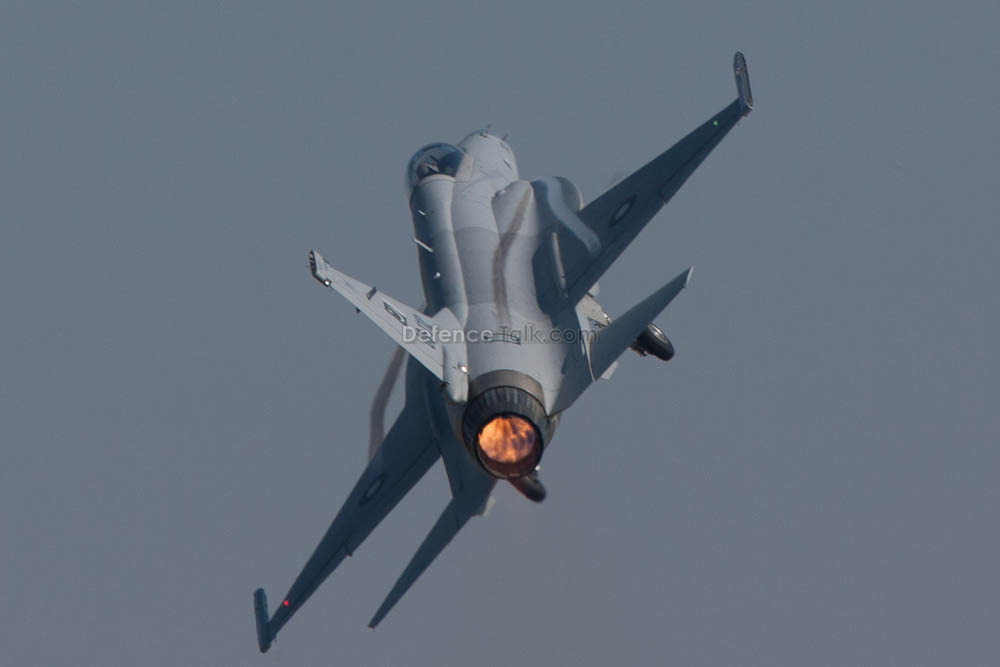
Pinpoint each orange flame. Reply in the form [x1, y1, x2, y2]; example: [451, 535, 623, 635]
[477, 415, 537, 464]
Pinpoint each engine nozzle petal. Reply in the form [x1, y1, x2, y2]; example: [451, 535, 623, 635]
[461, 377, 554, 479]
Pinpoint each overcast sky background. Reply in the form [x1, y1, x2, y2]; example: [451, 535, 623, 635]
[2, 2, 998, 665]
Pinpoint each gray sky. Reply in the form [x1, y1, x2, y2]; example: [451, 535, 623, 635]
[2, 2, 997, 665]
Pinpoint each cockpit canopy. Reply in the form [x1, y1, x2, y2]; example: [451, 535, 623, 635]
[406, 143, 464, 190]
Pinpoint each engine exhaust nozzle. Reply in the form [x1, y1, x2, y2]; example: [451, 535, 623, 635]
[461, 372, 555, 479]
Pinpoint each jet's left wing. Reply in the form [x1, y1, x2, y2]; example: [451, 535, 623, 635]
[254, 400, 441, 652]
[557, 52, 753, 304]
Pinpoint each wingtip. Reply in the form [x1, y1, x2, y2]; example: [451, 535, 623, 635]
[733, 51, 753, 114]
[253, 588, 274, 653]
[684, 265, 694, 287]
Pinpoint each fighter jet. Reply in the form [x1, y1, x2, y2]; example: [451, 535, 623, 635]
[254, 52, 754, 652]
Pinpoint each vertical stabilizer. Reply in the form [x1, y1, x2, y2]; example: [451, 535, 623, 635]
[368, 500, 473, 628]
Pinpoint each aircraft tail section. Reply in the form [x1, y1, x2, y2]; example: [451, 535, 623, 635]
[554, 267, 692, 412]
[309, 250, 469, 402]
[369, 498, 473, 628]
[369, 429, 495, 629]
[588, 267, 692, 380]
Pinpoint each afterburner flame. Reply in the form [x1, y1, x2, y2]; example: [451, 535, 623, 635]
[477, 415, 537, 463]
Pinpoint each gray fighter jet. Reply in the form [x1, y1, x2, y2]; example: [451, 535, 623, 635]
[254, 52, 754, 652]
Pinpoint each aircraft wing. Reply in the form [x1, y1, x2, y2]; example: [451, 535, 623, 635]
[560, 52, 753, 304]
[255, 399, 441, 651]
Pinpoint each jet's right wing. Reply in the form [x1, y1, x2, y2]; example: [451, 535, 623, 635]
[557, 52, 753, 305]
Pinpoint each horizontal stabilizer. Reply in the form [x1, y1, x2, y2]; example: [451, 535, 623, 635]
[588, 267, 692, 380]
[309, 250, 468, 400]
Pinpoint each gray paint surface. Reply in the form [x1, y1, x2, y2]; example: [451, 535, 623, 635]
[1, 2, 998, 666]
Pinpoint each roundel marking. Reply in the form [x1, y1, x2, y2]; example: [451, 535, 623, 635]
[611, 195, 636, 226]
[360, 473, 386, 505]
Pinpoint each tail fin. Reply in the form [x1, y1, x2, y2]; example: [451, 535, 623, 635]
[369, 347, 407, 460]
[368, 499, 476, 629]
[368, 443, 495, 629]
